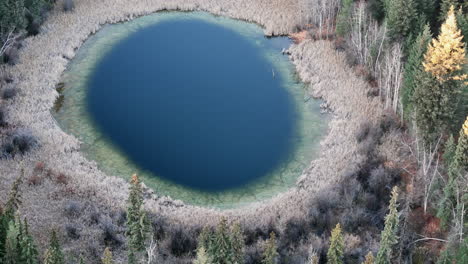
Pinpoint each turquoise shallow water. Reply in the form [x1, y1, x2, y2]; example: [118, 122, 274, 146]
[53, 12, 328, 209]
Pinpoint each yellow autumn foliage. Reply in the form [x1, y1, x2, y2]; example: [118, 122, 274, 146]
[423, 6, 467, 83]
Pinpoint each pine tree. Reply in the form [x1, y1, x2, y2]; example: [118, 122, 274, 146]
[19, 219, 39, 264]
[412, 66, 440, 145]
[231, 222, 244, 264]
[3, 220, 20, 264]
[438, 116, 468, 228]
[0, 0, 26, 35]
[262, 232, 278, 264]
[194, 247, 210, 264]
[414, 0, 436, 27]
[424, 6, 467, 83]
[415, 6, 467, 145]
[376, 187, 400, 264]
[198, 226, 212, 252]
[101, 247, 114, 264]
[126, 174, 149, 258]
[457, 8, 468, 42]
[25, 0, 45, 21]
[362, 252, 375, 264]
[386, 0, 417, 40]
[402, 24, 432, 118]
[209, 217, 234, 264]
[443, 135, 457, 163]
[0, 174, 23, 260]
[439, 0, 461, 23]
[327, 223, 344, 264]
[43, 230, 64, 264]
[335, 0, 354, 37]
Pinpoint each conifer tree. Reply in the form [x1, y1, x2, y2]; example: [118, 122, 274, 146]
[443, 135, 457, 163]
[0, 0, 26, 35]
[376, 187, 400, 264]
[327, 223, 344, 264]
[194, 247, 210, 264]
[386, 0, 417, 40]
[231, 222, 244, 264]
[335, 0, 353, 37]
[209, 217, 234, 264]
[424, 6, 467, 83]
[262, 232, 278, 264]
[402, 24, 432, 117]
[198, 226, 212, 252]
[101, 247, 114, 264]
[25, 0, 45, 21]
[439, 0, 461, 23]
[43, 230, 64, 264]
[126, 174, 149, 260]
[415, 6, 467, 145]
[3, 220, 20, 264]
[0, 174, 23, 260]
[362, 252, 375, 264]
[19, 219, 39, 264]
[438, 116, 468, 228]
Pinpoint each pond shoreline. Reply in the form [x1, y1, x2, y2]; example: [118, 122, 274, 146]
[0, 0, 400, 250]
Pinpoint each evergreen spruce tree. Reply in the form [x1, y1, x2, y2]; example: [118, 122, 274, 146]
[456, 8, 468, 42]
[0, 174, 23, 260]
[0, 0, 26, 35]
[262, 232, 278, 264]
[362, 252, 375, 264]
[386, 0, 417, 40]
[335, 0, 354, 37]
[414, 0, 436, 27]
[424, 6, 467, 83]
[443, 135, 457, 163]
[101, 247, 114, 264]
[438, 116, 468, 228]
[209, 217, 234, 264]
[439, 0, 461, 23]
[376, 187, 400, 264]
[25, 0, 45, 21]
[402, 24, 432, 118]
[43, 230, 65, 264]
[198, 226, 212, 252]
[126, 174, 149, 260]
[231, 222, 244, 264]
[415, 6, 467, 145]
[327, 223, 344, 264]
[3, 220, 20, 264]
[19, 219, 39, 264]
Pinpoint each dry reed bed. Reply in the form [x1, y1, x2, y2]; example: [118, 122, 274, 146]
[0, 0, 400, 256]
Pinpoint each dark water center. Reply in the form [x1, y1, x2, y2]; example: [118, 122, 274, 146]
[87, 19, 297, 191]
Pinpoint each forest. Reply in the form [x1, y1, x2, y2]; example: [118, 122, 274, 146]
[0, 0, 467, 263]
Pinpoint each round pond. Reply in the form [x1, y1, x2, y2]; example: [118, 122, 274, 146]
[53, 12, 328, 208]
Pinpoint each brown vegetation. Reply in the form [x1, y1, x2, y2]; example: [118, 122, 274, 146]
[0, 0, 410, 262]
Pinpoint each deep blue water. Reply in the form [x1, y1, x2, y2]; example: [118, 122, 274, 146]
[87, 19, 297, 191]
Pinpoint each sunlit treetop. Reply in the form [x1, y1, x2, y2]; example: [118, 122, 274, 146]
[423, 6, 467, 83]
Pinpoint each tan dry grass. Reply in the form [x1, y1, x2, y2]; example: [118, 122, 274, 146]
[0, 0, 403, 261]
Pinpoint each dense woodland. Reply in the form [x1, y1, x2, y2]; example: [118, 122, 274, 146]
[0, 0, 467, 263]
